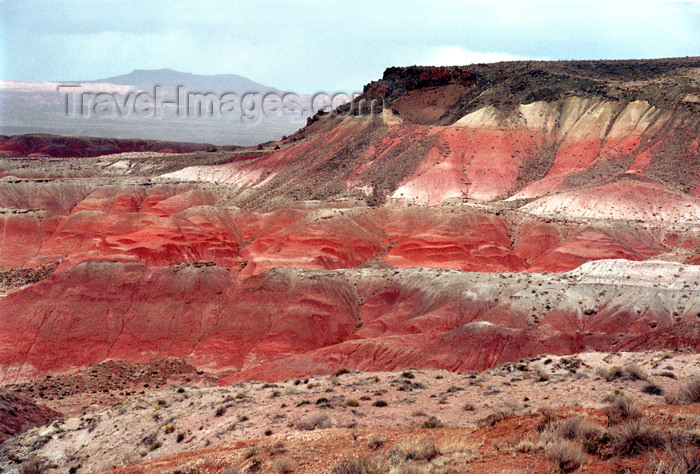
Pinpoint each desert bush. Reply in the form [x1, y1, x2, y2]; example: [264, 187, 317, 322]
[623, 363, 647, 381]
[372, 400, 388, 407]
[220, 467, 241, 474]
[215, 406, 226, 417]
[422, 416, 443, 428]
[603, 395, 643, 424]
[268, 440, 286, 454]
[652, 446, 700, 473]
[597, 364, 647, 382]
[477, 410, 510, 428]
[368, 436, 386, 450]
[514, 439, 544, 453]
[20, 456, 50, 474]
[642, 383, 664, 396]
[463, 402, 476, 412]
[393, 440, 440, 461]
[296, 412, 331, 431]
[612, 419, 665, 456]
[554, 417, 609, 455]
[545, 440, 586, 472]
[274, 457, 294, 473]
[244, 445, 259, 459]
[330, 456, 385, 474]
[345, 398, 360, 407]
[666, 378, 700, 405]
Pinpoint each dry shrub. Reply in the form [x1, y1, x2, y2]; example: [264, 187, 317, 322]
[603, 395, 643, 424]
[220, 467, 241, 474]
[652, 446, 700, 473]
[623, 363, 647, 381]
[477, 409, 511, 428]
[296, 412, 331, 431]
[554, 417, 609, 456]
[612, 419, 665, 456]
[392, 440, 440, 462]
[596, 363, 647, 382]
[19, 457, 50, 474]
[537, 406, 557, 432]
[330, 456, 386, 474]
[545, 440, 586, 472]
[422, 416, 443, 429]
[514, 439, 544, 453]
[274, 457, 294, 473]
[642, 383, 665, 396]
[393, 465, 425, 474]
[244, 445, 259, 459]
[367, 436, 386, 450]
[665, 378, 700, 405]
[268, 440, 286, 455]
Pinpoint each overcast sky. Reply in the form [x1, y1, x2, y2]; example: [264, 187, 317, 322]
[1, 0, 698, 92]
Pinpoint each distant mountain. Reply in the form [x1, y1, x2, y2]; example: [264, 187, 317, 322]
[0, 70, 308, 145]
[87, 68, 279, 94]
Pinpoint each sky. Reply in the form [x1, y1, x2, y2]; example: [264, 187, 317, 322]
[1, 0, 698, 93]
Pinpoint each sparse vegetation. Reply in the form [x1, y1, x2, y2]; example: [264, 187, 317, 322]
[665, 377, 700, 405]
[545, 440, 586, 472]
[273, 457, 294, 473]
[296, 412, 332, 431]
[603, 394, 643, 424]
[642, 382, 664, 396]
[611, 419, 664, 456]
[331, 456, 385, 474]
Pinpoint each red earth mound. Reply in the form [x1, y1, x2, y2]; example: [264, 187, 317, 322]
[0, 389, 60, 443]
[1, 260, 698, 383]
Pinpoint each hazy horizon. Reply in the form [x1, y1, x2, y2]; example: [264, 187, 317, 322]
[1, 0, 698, 93]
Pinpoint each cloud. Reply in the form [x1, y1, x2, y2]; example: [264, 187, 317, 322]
[423, 47, 534, 66]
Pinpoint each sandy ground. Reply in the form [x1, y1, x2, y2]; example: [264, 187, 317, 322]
[1, 350, 698, 473]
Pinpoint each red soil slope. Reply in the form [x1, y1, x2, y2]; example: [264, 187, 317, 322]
[0, 58, 698, 384]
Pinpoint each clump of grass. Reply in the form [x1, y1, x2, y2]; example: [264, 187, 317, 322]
[422, 416, 443, 429]
[652, 446, 700, 473]
[597, 363, 647, 382]
[330, 456, 385, 474]
[372, 400, 388, 407]
[545, 440, 586, 472]
[333, 368, 350, 377]
[345, 398, 359, 407]
[623, 363, 647, 381]
[215, 406, 227, 417]
[149, 440, 162, 451]
[268, 441, 286, 454]
[393, 440, 440, 461]
[273, 457, 294, 473]
[611, 419, 665, 456]
[244, 445, 259, 459]
[296, 412, 331, 431]
[665, 377, 700, 405]
[477, 410, 510, 428]
[554, 417, 609, 456]
[367, 436, 385, 450]
[603, 395, 643, 424]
